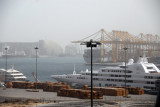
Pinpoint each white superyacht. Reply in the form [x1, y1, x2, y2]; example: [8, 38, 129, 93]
[51, 56, 160, 92]
[0, 66, 27, 82]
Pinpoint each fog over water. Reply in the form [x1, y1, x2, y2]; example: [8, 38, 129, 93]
[0, 0, 160, 49]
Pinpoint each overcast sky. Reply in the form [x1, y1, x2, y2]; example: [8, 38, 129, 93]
[0, 0, 160, 48]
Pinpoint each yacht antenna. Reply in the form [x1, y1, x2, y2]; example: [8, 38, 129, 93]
[73, 64, 76, 75]
[74, 64, 75, 71]
[11, 64, 14, 70]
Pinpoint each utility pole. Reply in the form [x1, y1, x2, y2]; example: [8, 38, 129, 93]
[34, 47, 38, 90]
[81, 39, 101, 107]
[5, 47, 8, 83]
[123, 47, 128, 97]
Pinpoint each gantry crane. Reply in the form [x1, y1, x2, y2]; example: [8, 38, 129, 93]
[72, 29, 160, 63]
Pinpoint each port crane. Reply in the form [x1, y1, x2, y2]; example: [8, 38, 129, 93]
[72, 29, 160, 62]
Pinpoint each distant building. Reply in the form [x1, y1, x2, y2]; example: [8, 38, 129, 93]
[0, 42, 37, 57]
[65, 44, 82, 56]
[0, 40, 63, 57]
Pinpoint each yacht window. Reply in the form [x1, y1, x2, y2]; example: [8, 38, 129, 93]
[120, 66, 128, 68]
[150, 71, 157, 73]
[147, 67, 153, 69]
[127, 71, 132, 73]
[102, 70, 105, 72]
[127, 75, 131, 78]
[111, 75, 114, 77]
[144, 86, 150, 89]
[128, 80, 133, 83]
[151, 87, 155, 90]
[147, 81, 150, 84]
[155, 81, 160, 84]
[98, 74, 102, 76]
[119, 80, 122, 82]
[93, 78, 98, 80]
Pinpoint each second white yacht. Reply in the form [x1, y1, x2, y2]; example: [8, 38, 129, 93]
[51, 56, 160, 92]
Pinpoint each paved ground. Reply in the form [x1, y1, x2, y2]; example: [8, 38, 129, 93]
[0, 88, 158, 107]
[0, 88, 81, 101]
[33, 101, 156, 107]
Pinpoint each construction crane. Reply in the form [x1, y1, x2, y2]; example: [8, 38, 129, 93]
[72, 29, 160, 63]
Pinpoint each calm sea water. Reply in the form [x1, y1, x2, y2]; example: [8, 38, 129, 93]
[0, 56, 103, 82]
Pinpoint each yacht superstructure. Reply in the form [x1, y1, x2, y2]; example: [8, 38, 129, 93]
[0, 67, 27, 82]
[51, 56, 160, 92]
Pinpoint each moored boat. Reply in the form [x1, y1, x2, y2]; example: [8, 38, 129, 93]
[51, 56, 160, 92]
[0, 66, 27, 83]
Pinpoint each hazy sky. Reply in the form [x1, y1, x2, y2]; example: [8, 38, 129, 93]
[0, 0, 160, 48]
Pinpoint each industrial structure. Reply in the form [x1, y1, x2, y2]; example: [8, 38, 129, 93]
[72, 29, 160, 63]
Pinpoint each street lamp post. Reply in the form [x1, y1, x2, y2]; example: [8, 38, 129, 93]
[81, 39, 101, 107]
[34, 47, 39, 90]
[123, 47, 128, 97]
[5, 47, 8, 83]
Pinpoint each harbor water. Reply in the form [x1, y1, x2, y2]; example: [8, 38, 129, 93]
[0, 56, 103, 82]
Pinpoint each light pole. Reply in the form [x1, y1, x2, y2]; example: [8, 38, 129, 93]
[81, 39, 101, 107]
[34, 47, 38, 90]
[123, 47, 128, 97]
[5, 47, 8, 83]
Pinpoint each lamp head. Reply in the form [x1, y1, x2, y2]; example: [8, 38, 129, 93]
[123, 47, 128, 50]
[5, 47, 8, 50]
[80, 39, 101, 48]
[34, 47, 39, 50]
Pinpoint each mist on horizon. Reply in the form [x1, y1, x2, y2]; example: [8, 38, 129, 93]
[0, 0, 160, 49]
